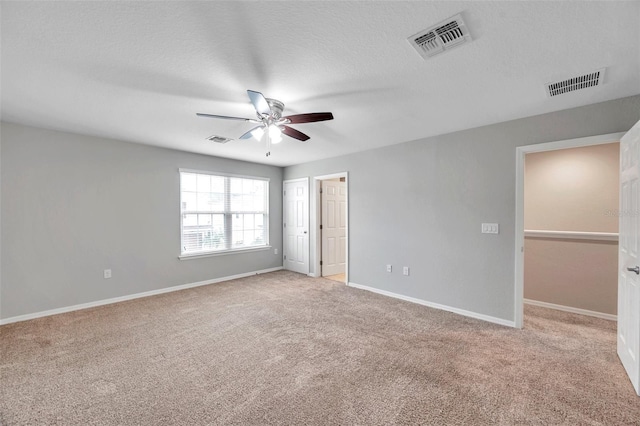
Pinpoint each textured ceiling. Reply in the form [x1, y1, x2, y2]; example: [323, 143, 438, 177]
[2, 1, 639, 167]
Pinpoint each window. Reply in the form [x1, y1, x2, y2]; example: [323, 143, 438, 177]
[180, 170, 269, 257]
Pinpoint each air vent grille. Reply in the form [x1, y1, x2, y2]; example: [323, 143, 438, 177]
[546, 68, 606, 97]
[435, 21, 464, 43]
[207, 135, 233, 144]
[414, 33, 434, 44]
[408, 13, 472, 59]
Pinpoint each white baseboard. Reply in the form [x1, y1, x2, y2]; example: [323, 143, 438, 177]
[524, 298, 616, 321]
[0, 267, 283, 326]
[347, 282, 515, 328]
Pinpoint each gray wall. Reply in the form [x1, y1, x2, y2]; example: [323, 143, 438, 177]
[284, 95, 640, 323]
[0, 122, 283, 319]
[2, 95, 639, 323]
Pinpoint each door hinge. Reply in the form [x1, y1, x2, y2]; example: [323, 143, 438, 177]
[284, 255, 287, 260]
[320, 188, 323, 194]
[320, 224, 323, 230]
[320, 260, 323, 266]
[283, 190, 286, 196]
[284, 223, 286, 228]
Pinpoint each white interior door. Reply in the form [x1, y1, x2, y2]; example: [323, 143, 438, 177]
[321, 180, 346, 276]
[618, 119, 640, 396]
[283, 179, 309, 274]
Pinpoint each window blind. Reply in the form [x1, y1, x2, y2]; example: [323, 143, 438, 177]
[180, 170, 269, 255]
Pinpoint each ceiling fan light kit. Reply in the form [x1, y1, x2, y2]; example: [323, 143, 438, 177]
[197, 90, 334, 157]
[267, 125, 282, 144]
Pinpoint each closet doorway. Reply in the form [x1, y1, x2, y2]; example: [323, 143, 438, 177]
[523, 142, 619, 320]
[514, 132, 625, 328]
[313, 173, 348, 284]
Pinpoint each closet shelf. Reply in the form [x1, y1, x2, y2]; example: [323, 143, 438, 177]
[524, 230, 618, 242]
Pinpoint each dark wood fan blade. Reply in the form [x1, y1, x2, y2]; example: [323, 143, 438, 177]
[247, 90, 271, 116]
[239, 126, 264, 140]
[281, 125, 310, 141]
[196, 113, 251, 121]
[283, 112, 334, 124]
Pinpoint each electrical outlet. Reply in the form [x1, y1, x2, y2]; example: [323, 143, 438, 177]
[104, 269, 112, 279]
[274, 248, 278, 255]
[403, 266, 410, 276]
[386, 264, 392, 273]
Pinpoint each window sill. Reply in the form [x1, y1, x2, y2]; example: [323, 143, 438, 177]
[179, 246, 272, 260]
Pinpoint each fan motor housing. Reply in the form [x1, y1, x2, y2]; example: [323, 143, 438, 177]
[266, 98, 284, 119]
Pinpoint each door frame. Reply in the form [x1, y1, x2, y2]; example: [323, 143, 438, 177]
[311, 172, 349, 283]
[514, 132, 625, 329]
[283, 177, 310, 274]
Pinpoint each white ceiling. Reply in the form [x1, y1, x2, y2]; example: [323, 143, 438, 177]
[2, 1, 639, 167]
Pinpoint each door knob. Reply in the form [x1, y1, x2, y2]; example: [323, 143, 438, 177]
[627, 266, 640, 275]
[303, 231, 307, 234]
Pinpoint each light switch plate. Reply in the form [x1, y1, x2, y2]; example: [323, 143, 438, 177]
[481, 223, 499, 234]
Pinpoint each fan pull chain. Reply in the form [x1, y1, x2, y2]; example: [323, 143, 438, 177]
[265, 130, 271, 157]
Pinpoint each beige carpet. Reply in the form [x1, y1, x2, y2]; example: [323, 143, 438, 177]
[1, 270, 638, 425]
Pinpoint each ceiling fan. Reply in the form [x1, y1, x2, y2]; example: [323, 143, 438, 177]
[197, 90, 334, 156]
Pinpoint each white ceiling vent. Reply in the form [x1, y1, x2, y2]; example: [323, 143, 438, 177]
[408, 14, 472, 59]
[206, 135, 233, 144]
[546, 68, 606, 97]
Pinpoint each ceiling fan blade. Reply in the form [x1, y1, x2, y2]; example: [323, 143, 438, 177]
[247, 90, 271, 117]
[283, 112, 334, 124]
[196, 113, 252, 121]
[281, 125, 310, 141]
[239, 125, 264, 140]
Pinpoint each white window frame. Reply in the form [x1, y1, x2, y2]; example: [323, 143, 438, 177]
[179, 168, 270, 260]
